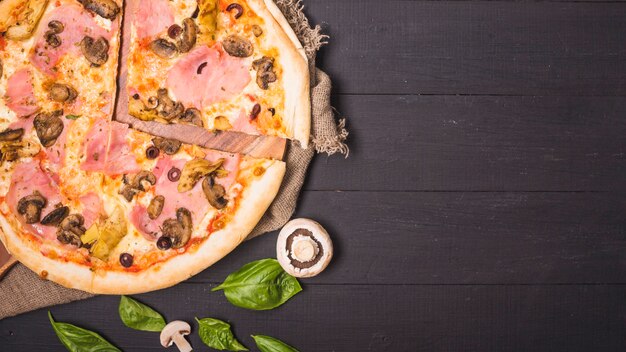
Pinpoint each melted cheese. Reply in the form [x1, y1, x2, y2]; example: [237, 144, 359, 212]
[0, 0, 122, 262]
[0, 0, 281, 272]
[127, 0, 288, 139]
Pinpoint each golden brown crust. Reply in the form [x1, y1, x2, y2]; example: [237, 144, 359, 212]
[0, 160, 286, 294]
[248, 0, 311, 148]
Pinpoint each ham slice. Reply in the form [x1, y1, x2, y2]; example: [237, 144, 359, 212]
[82, 120, 140, 176]
[6, 161, 63, 240]
[133, 0, 174, 41]
[105, 122, 140, 175]
[82, 119, 109, 172]
[231, 109, 260, 135]
[5, 69, 39, 117]
[9, 116, 34, 134]
[79, 192, 103, 229]
[30, 4, 113, 76]
[129, 152, 240, 237]
[166, 45, 251, 109]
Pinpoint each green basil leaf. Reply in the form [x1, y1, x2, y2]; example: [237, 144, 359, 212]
[196, 317, 248, 351]
[48, 311, 121, 352]
[65, 115, 81, 120]
[212, 258, 302, 310]
[252, 335, 299, 352]
[118, 296, 166, 332]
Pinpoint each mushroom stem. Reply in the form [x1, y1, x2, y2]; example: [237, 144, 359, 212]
[171, 334, 193, 352]
[291, 236, 319, 262]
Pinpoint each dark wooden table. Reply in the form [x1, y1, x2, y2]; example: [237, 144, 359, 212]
[2, 0, 626, 351]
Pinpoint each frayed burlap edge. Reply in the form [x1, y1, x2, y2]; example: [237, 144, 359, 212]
[275, 0, 328, 64]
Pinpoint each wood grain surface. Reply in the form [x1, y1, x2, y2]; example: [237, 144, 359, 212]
[1, 1, 626, 351]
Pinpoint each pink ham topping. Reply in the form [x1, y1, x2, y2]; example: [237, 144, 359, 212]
[133, 0, 174, 40]
[6, 161, 63, 240]
[5, 69, 39, 117]
[231, 109, 260, 135]
[105, 122, 140, 175]
[30, 4, 114, 76]
[82, 120, 140, 176]
[9, 117, 34, 134]
[166, 45, 251, 109]
[79, 192, 103, 229]
[82, 119, 109, 172]
[130, 152, 240, 237]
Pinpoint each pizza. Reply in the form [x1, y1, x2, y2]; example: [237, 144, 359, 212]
[0, 0, 309, 294]
[126, 0, 310, 146]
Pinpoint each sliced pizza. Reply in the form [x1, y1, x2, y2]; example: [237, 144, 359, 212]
[0, 0, 123, 175]
[1, 119, 284, 293]
[0, 0, 296, 294]
[126, 0, 310, 147]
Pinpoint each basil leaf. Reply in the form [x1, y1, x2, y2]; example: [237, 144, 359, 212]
[212, 258, 302, 310]
[252, 335, 299, 352]
[118, 296, 166, 332]
[196, 317, 248, 351]
[48, 311, 121, 352]
[65, 115, 81, 120]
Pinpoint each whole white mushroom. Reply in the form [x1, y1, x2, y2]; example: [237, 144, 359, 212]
[277, 218, 333, 278]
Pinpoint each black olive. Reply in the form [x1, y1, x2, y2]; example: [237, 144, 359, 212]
[120, 253, 133, 268]
[168, 24, 182, 39]
[132, 93, 140, 100]
[197, 62, 208, 75]
[268, 108, 276, 116]
[250, 104, 261, 120]
[157, 236, 172, 250]
[226, 3, 244, 19]
[146, 146, 160, 159]
[191, 5, 199, 19]
[168, 167, 181, 182]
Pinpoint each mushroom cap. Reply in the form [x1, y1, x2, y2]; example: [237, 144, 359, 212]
[276, 218, 333, 278]
[160, 320, 191, 347]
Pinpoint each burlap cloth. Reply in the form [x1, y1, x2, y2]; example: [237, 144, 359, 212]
[0, 0, 348, 320]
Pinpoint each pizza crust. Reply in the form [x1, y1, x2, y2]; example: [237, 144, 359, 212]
[0, 161, 286, 294]
[248, 0, 311, 148]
